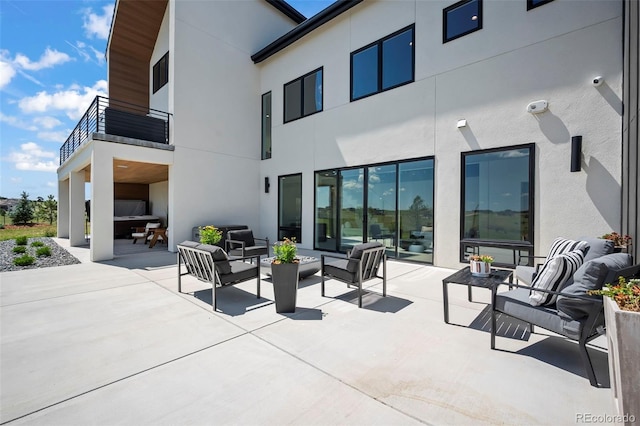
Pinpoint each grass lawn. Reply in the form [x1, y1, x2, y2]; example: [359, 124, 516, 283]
[0, 220, 57, 242]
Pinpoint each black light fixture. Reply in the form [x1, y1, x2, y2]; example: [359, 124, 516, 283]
[264, 177, 270, 193]
[570, 136, 582, 172]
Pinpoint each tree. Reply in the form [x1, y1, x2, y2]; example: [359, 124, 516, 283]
[35, 195, 57, 224]
[10, 192, 34, 225]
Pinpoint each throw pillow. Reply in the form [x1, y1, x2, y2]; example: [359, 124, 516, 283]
[529, 249, 585, 306]
[547, 237, 589, 260]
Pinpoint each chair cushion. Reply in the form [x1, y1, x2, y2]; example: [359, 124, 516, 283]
[218, 261, 258, 285]
[197, 244, 232, 275]
[601, 253, 634, 284]
[515, 265, 536, 285]
[529, 249, 584, 306]
[226, 229, 255, 249]
[495, 288, 584, 340]
[179, 240, 200, 248]
[323, 259, 356, 283]
[347, 242, 383, 273]
[579, 237, 615, 262]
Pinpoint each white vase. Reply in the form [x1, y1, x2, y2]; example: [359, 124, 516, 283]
[470, 260, 491, 277]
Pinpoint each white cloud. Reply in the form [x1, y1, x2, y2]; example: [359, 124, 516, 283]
[0, 112, 38, 131]
[13, 47, 71, 71]
[83, 4, 115, 40]
[33, 116, 63, 129]
[37, 130, 69, 143]
[0, 57, 16, 89]
[7, 142, 58, 172]
[18, 80, 108, 120]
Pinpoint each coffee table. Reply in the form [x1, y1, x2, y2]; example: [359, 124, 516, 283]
[260, 256, 321, 279]
[442, 267, 513, 324]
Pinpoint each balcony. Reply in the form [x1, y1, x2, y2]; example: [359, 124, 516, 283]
[59, 96, 170, 165]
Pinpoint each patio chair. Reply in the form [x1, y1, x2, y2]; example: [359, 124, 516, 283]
[225, 229, 269, 260]
[177, 241, 261, 311]
[321, 241, 387, 308]
[131, 222, 161, 244]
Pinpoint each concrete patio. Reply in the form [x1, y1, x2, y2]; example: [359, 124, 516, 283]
[0, 239, 616, 425]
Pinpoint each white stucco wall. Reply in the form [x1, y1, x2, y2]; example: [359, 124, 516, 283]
[257, 0, 624, 268]
[149, 180, 169, 226]
[168, 0, 299, 245]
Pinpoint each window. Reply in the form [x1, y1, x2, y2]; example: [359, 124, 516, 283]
[262, 92, 271, 159]
[283, 68, 322, 123]
[527, 0, 554, 10]
[351, 26, 414, 101]
[443, 0, 482, 43]
[460, 144, 535, 266]
[279, 174, 302, 242]
[152, 52, 169, 93]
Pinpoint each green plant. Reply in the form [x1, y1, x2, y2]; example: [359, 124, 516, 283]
[31, 241, 45, 247]
[15, 236, 28, 245]
[272, 237, 298, 264]
[36, 246, 52, 257]
[13, 254, 35, 266]
[589, 276, 640, 312]
[199, 225, 222, 245]
[469, 254, 494, 263]
[12, 246, 27, 254]
[44, 229, 56, 237]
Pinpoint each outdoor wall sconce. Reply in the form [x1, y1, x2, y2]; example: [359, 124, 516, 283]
[457, 119, 467, 129]
[265, 177, 270, 193]
[526, 100, 548, 114]
[571, 136, 582, 172]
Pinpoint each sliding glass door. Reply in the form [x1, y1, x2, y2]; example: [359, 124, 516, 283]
[367, 164, 397, 254]
[339, 168, 365, 252]
[398, 159, 434, 263]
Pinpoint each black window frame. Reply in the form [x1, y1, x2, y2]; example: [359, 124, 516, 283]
[350, 24, 415, 102]
[459, 143, 535, 268]
[443, 0, 482, 44]
[527, 0, 555, 11]
[152, 52, 169, 94]
[283, 67, 323, 124]
[261, 91, 272, 160]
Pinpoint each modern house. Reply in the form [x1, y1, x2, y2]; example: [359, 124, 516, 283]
[57, 0, 639, 269]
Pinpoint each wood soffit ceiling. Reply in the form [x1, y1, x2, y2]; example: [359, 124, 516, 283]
[108, 0, 167, 106]
[83, 160, 169, 184]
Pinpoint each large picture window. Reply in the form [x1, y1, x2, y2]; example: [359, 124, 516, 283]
[351, 25, 414, 101]
[284, 68, 323, 123]
[262, 92, 271, 159]
[460, 144, 535, 266]
[443, 0, 482, 43]
[152, 52, 169, 93]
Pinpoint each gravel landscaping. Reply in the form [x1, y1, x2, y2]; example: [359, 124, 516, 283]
[0, 237, 81, 272]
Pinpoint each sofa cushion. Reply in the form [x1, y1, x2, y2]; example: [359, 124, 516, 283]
[530, 249, 584, 306]
[601, 253, 634, 284]
[495, 288, 584, 340]
[579, 237, 615, 262]
[197, 244, 232, 275]
[347, 242, 383, 273]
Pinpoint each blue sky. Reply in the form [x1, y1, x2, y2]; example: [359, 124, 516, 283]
[0, 0, 335, 200]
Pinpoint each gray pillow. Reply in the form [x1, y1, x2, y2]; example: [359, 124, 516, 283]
[557, 253, 632, 320]
[578, 237, 615, 262]
[197, 244, 232, 275]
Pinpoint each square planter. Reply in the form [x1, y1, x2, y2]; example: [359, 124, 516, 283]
[604, 296, 640, 425]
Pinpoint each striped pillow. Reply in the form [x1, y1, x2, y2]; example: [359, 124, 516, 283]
[547, 237, 589, 260]
[529, 249, 585, 306]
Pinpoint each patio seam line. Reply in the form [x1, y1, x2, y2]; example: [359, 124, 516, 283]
[0, 333, 251, 425]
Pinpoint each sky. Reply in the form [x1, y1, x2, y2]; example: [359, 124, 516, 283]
[0, 0, 335, 200]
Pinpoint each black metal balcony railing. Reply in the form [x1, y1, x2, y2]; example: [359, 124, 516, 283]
[59, 96, 170, 165]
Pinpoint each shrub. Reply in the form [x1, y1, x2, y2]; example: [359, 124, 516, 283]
[12, 246, 27, 254]
[199, 225, 222, 245]
[36, 246, 52, 257]
[14, 255, 35, 266]
[31, 241, 45, 247]
[272, 237, 298, 264]
[15, 236, 28, 246]
[44, 230, 56, 237]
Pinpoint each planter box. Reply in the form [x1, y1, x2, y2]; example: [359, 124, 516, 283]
[604, 297, 640, 425]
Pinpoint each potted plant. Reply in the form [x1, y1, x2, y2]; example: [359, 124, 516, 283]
[271, 237, 299, 313]
[469, 254, 494, 277]
[601, 232, 633, 253]
[589, 277, 639, 423]
[199, 225, 222, 245]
